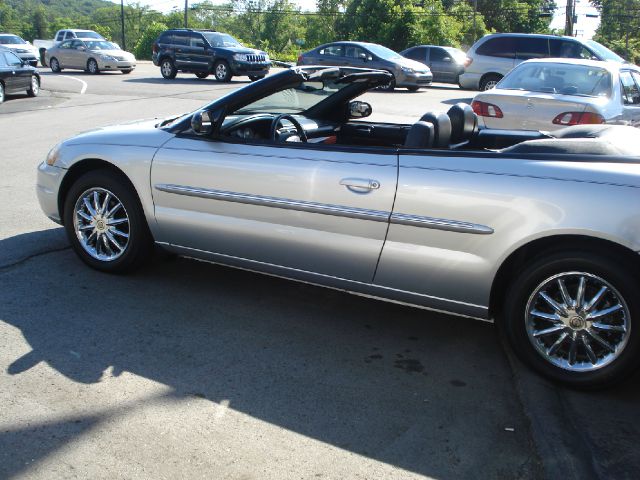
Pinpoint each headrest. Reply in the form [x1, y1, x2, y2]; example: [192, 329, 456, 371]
[404, 121, 435, 149]
[419, 112, 452, 148]
[447, 103, 477, 144]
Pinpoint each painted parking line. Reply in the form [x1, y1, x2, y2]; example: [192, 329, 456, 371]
[59, 75, 88, 94]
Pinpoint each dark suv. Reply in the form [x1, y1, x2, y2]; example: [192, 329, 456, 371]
[152, 29, 270, 82]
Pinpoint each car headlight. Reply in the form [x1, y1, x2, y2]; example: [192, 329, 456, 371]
[46, 143, 62, 166]
[401, 66, 415, 74]
[233, 53, 248, 62]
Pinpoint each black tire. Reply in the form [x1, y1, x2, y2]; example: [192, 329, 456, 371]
[500, 250, 640, 389]
[407, 86, 419, 92]
[121, 69, 133, 74]
[39, 48, 47, 67]
[195, 72, 209, 79]
[249, 75, 265, 82]
[87, 58, 100, 74]
[213, 60, 232, 82]
[27, 75, 39, 97]
[479, 73, 502, 91]
[160, 58, 177, 79]
[50, 57, 61, 73]
[379, 75, 395, 91]
[63, 169, 153, 273]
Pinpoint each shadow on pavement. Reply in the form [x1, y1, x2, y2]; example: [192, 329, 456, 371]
[122, 77, 251, 86]
[0, 230, 539, 478]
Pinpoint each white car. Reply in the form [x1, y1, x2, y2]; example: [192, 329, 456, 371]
[0, 33, 39, 66]
[471, 58, 640, 131]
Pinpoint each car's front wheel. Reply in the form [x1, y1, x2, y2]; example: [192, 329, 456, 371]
[50, 57, 61, 73]
[195, 72, 209, 79]
[121, 69, 132, 74]
[214, 60, 232, 82]
[27, 75, 39, 97]
[63, 169, 153, 273]
[87, 58, 100, 74]
[479, 74, 502, 91]
[160, 58, 177, 79]
[501, 251, 640, 389]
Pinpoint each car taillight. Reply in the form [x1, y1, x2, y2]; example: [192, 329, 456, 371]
[552, 112, 605, 126]
[463, 57, 473, 68]
[471, 100, 503, 118]
[152, 42, 158, 54]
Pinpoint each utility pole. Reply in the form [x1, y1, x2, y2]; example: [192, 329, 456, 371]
[184, 0, 188, 28]
[564, 0, 574, 36]
[472, 0, 477, 42]
[120, 0, 126, 50]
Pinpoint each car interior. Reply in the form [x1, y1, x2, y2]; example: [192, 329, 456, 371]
[180, 66, 640, 158]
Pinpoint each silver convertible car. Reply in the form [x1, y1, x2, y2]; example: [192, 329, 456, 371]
[37, 66, 640, 388]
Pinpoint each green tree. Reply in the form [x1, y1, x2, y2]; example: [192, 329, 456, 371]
[591, 0, 640, 62]
[134, 21, 167, 59]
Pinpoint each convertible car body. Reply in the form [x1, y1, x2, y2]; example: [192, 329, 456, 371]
[37, 66, 640, 388]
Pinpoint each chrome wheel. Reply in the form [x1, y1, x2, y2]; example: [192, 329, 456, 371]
[0, 83, 4, 103]
[50, 58, 60, 72]
[161, 60, 173, 77]
[73, 188, 130, 262]
[215, 63, 227, 80]
[88, 59, 98, 74]
[30, 76, 39, 95]
[483, 80, 498, 90]
[525, 272, 631, 372]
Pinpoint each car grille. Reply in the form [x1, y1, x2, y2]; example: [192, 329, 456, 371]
[246, 54, 266, 63]
[16, 49, 29, 53]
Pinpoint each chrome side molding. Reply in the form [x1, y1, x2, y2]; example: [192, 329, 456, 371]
[154, 183, 494, 234]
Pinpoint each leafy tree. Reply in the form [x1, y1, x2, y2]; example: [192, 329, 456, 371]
[134, 21, 167, 60]
[591, 0, 640, 63]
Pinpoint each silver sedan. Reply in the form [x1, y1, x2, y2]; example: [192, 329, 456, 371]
[37, 66, 640, 389]
[46, 39, 136, 74]
[471, 58, 640, 131]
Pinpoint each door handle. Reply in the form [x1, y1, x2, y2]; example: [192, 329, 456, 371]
[340, 178, 380, 192]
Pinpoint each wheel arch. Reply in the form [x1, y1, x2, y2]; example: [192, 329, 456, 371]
[57, 159, 141, 226]
[479, 72, 503, 87]
[489, 234, 640, 319]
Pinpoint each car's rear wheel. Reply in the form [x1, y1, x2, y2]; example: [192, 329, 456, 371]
[214, 60, 232, 82]
[195, 72, 209, 79]
[160, 58, 177, 79]
[379, 75, 395, 91]
[407, 86, 419, 92]
[249, 75, 265, 82]
[501, 251, 640, 389]
[50, 57, 61, 73]
[87, 58, 100, 74]
[63, 169, 153, 273]
[27, 75, 39, 97]
[480, 74, 502, 91]
[121, 69, 132, 74]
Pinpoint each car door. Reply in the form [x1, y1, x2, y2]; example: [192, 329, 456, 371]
[189, 32, 209, 71]
[316, 44, 344, 66]
[429, 47, 456, 82]
[55, 40, 73, 66]
[2, 51, 29, 90]
[67, 40, 86, 69]
[0, 53, 17, 92]
[172, 32, 191, 69]
[150, 138, 398, 282]
[620, 70, 640, 127]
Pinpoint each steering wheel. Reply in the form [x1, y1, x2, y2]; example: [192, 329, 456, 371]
[269, 114, 308, 143]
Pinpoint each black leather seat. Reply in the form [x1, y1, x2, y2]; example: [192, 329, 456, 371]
[404, 121, 435, 148]
[447, 103, 478, 146]
[419, 112, 452, 148]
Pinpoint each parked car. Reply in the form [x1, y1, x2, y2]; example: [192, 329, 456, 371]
[37, 66, 640, 389]
[152, 29, 270, 82]
[401, 45, 466, 84]
[0, 46, 39, 103]
[46, 39, 136, 74]
[297, 41, 432, 91]
[459, 33, 627, 91]
[34, 29, 105, 66]
[0, 33, 39, 66]
[471, 59, 640, 131]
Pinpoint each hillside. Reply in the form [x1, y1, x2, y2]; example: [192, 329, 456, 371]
[5, 0, 115, 18]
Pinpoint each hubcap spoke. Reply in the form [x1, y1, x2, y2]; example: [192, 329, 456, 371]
[547, 332, 568, 355]
[532, 325, 566, 338]
[583, 286, 607, 312]
[591, 322, 626, 333]
[582, 335, 598, 364]
[530, 309, 562, 322]
[587, 304, 622, 320]
[586, 330, 615, 353]
[538, 291, 566, 315]
[558, 279, 573, 308]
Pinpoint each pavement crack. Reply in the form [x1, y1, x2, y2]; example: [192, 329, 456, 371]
[0, 246, 71, 272]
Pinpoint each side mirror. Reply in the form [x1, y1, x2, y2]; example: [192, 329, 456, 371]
[348, 101, 372, 119]
[191, 110, 215, 135]
[77, 46, 85, 51]
[359, 53, 367, 61]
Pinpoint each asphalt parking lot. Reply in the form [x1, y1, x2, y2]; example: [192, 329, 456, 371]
[1, 62, 639, 480]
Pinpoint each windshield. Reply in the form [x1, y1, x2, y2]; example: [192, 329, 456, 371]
[0, 35, 26, 45]
[202, 32, 241, 48]
[235, 79, 351, 114]
[77, 31, 103, 39]
[85, 40, 119, 50]
[364, 43, 401, 60]
[499, 62, 612, 97]
[584, 40, 626, 63]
